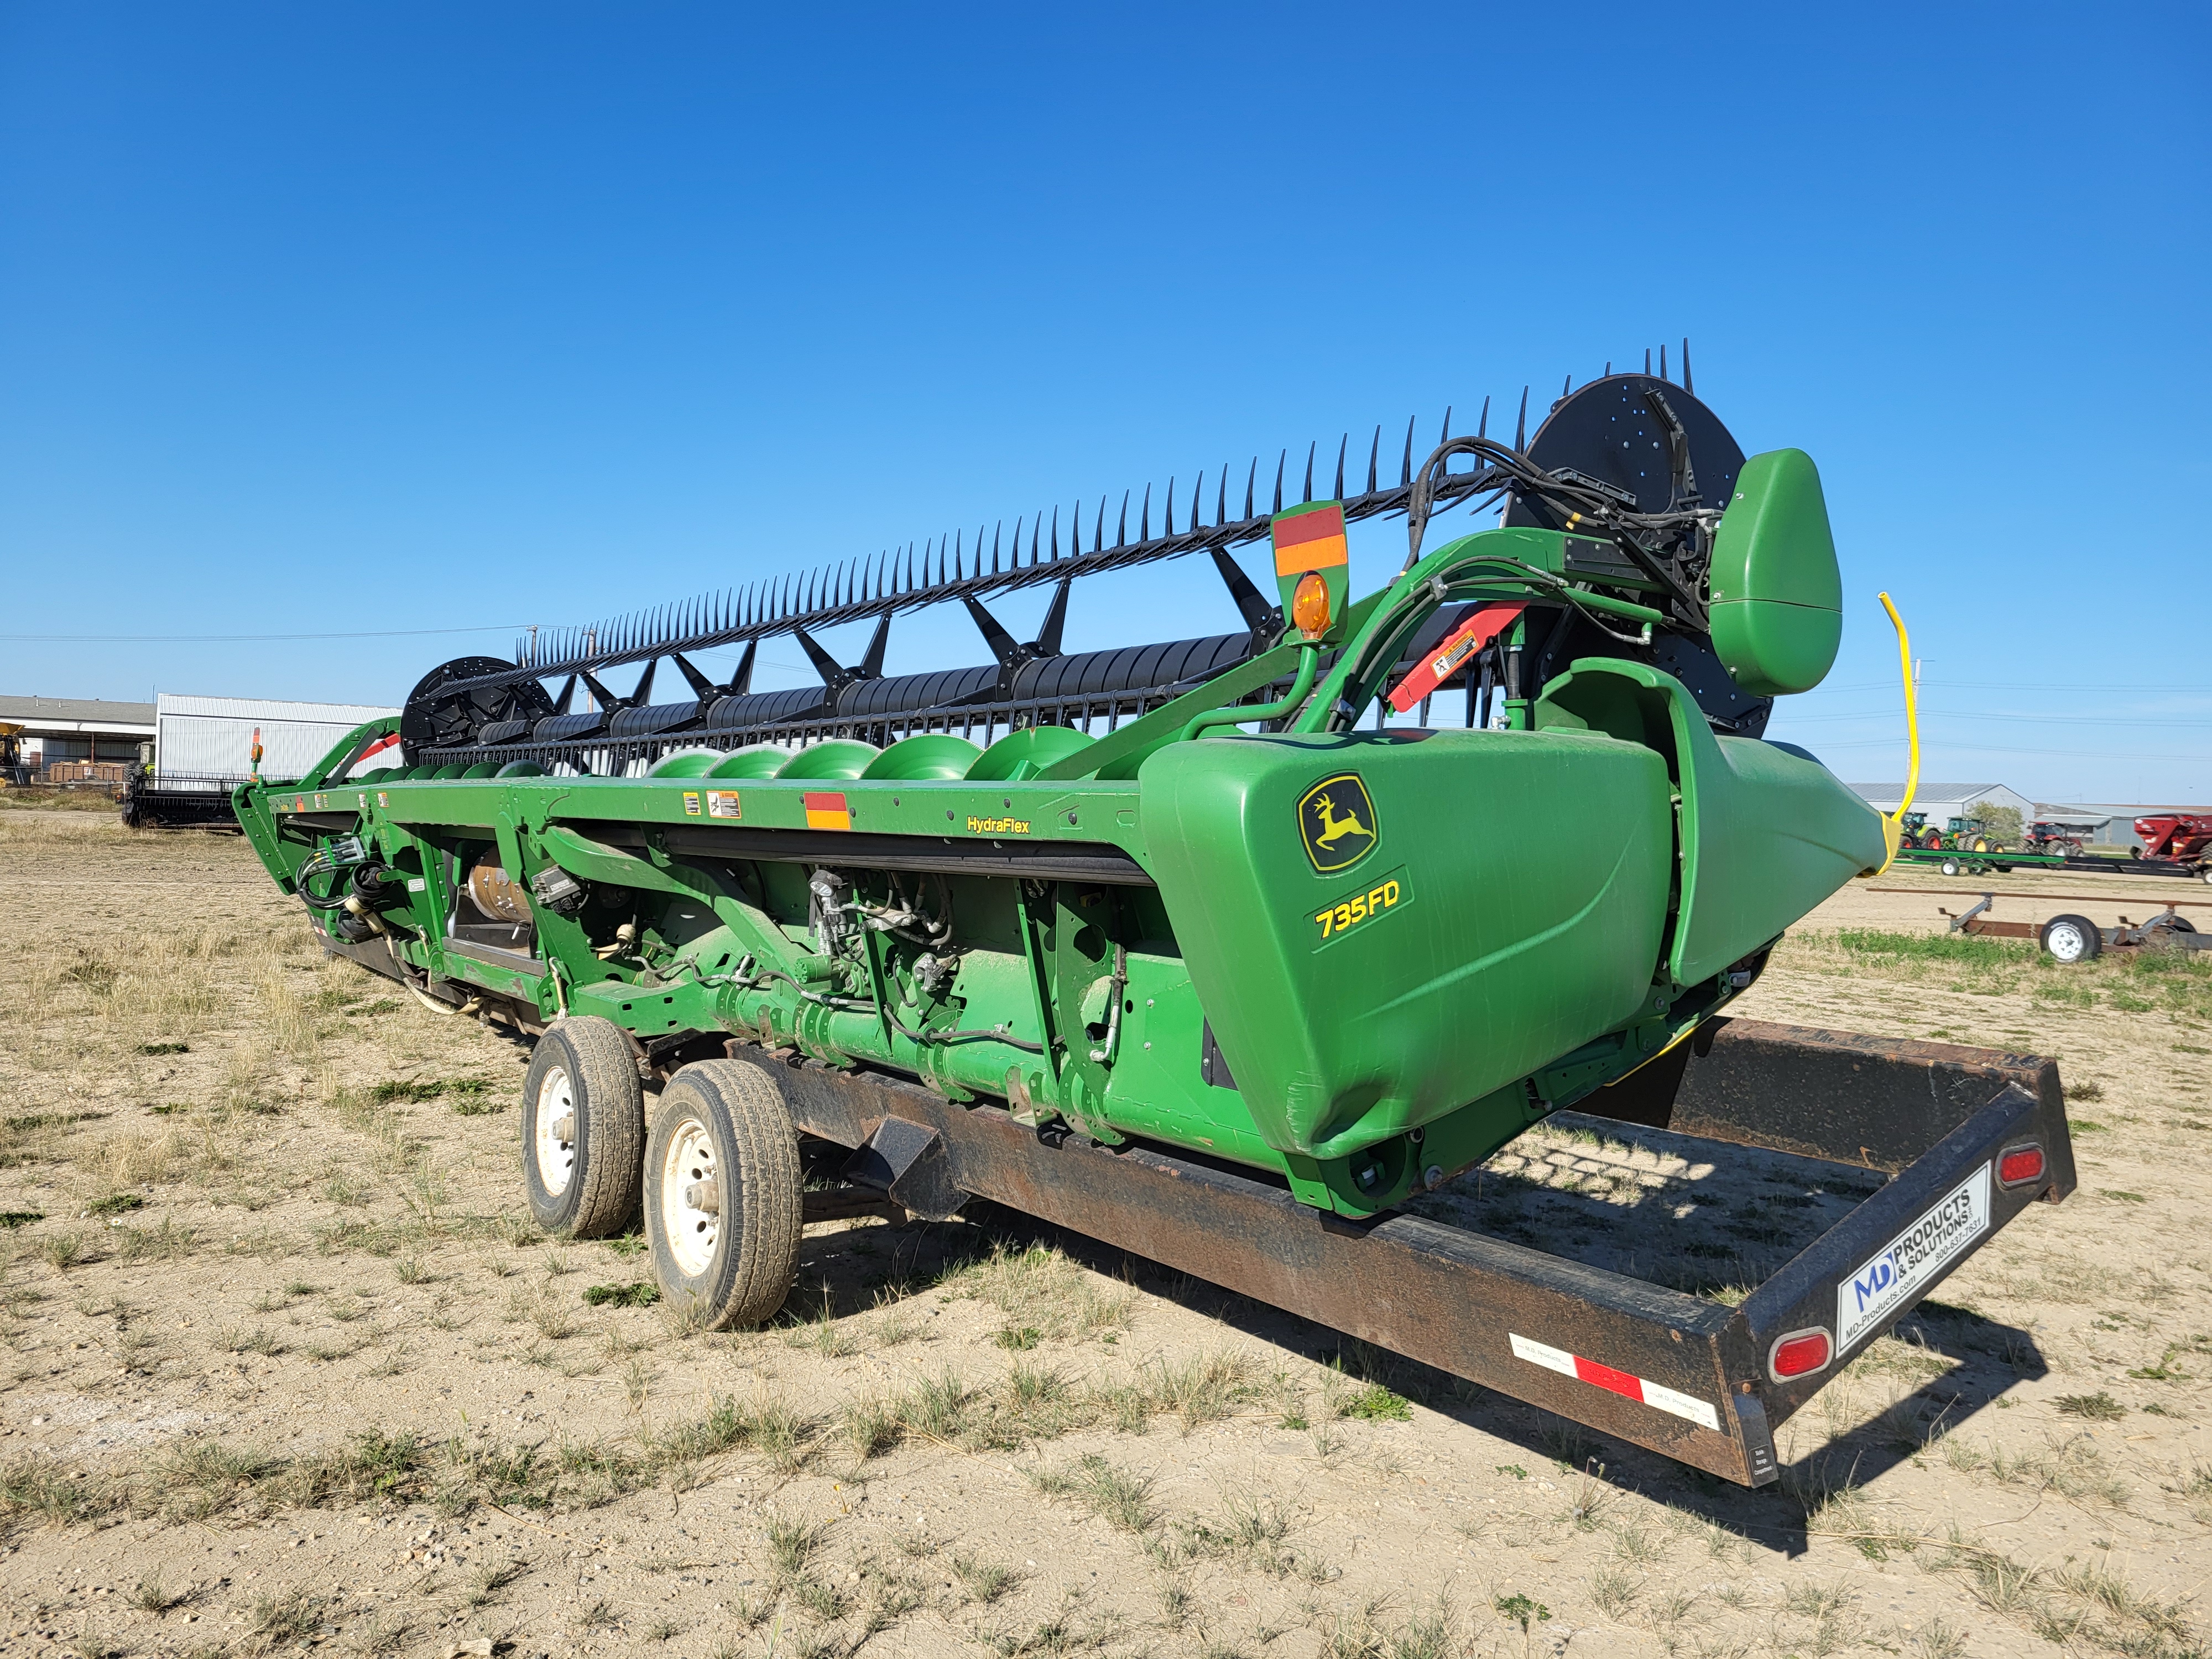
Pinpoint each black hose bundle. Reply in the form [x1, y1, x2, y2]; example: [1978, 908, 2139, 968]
[296, 852, 403, 913]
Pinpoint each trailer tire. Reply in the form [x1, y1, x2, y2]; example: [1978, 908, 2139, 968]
[644, 1060, 802, 1330]
[1940, 857, 1961, 877]
[2040, 914, 2103, 965]
[521, 1017, 645, 1239]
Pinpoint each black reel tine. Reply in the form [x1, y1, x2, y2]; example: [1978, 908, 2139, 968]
[428, 367, 1715, 709]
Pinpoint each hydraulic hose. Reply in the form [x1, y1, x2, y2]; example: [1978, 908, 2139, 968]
[1866, 591, 1921, 878]
[666, 950, 1050, 1056]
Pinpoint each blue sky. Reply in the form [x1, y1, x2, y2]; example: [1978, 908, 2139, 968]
[3, 3, 2205, 804]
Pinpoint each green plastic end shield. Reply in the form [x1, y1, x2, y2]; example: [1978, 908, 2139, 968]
[1272, 501, 1350, 644]
[1708, 448, 1843, 696]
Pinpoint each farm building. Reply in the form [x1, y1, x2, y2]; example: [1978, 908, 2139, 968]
[0, 694, 156, 782]
[1845, 781, 2033, 831]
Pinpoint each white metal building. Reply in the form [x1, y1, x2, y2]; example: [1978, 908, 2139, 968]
[1845, 781, 2034, 828]
[154, 693, 399, 782]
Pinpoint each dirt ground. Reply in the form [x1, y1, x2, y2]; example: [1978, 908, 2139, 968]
[2, 808, 2209, 1659]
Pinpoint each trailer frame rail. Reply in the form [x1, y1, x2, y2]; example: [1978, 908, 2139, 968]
[733, 1016, 2070, 1487]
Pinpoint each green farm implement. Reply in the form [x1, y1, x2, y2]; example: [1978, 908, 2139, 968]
[1893, 844, 2209, 880]
[235, 366, 2073, 1486]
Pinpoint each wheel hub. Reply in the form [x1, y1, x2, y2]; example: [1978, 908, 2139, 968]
[661, 1118, 721, 1276]
[535, 1066, 577, 1196]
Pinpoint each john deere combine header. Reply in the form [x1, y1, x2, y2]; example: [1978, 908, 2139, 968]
[236, 363, 2072, 1486]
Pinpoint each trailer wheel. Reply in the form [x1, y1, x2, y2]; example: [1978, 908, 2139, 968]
[1940, 857, 1961, 877]
[644, 1060, 802, 1329]
[521, 1017, 645, 1238]
[2040, 914, 2103, 965]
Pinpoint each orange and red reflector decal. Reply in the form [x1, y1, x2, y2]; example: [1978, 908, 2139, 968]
[1997, 1144, 2046, 1187]
[803, 791, 851, 831]
[1271, 501, 1347, 576]
[1767, 1328, 1833, 1381]
[1386, 602, 1526, 713]
[1508, 1333, 1719, 1430]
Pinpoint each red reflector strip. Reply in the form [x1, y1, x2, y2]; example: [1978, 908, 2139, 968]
[1508, 1333, 1719, 1431]
[1271, 503, 1349, 575]
[1997, 1144, 2046, 1187]
[1272, 502, 1346, 549]
[1768, 1329, 1832, 1380]
[802, 791, 851, 831]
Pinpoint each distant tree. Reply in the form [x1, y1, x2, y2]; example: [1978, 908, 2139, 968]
[1978, 804, 2024, 845]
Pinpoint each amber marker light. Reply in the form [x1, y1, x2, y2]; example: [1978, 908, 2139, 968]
[1292, 570, 1332, 638]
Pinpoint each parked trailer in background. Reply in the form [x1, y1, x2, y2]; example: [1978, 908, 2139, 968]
[2136, 813, 2212, 879]
[126, 694, 401, 831]
[154, 693, 400, 781]
[1939, 893, 2211, 963]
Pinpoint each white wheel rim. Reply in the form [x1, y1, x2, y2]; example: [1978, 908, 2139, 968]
[661, 1115, 720, 1277]
[535, 1066, 577, 1196]
[2048, 924, 2085, 962]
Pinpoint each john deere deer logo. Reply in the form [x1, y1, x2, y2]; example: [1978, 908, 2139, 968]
[1298, 773, 1379, 873]
[1311, 792, 1369, 851]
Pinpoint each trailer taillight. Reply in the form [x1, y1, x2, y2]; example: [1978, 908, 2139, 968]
[1767, 1328, 1832, 1382]
[1997, 1144, 2046, 1187]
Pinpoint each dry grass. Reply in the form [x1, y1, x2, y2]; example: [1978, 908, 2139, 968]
[944, 1240, 1135, 1345]
[3, 810, 2210, 1659]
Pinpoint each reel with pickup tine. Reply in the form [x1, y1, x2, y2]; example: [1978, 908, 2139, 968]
[400, 346, 1765, 772]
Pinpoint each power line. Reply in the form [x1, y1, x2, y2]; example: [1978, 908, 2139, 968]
[1782, 709, 2212, 729]
[1, 624, 537, 643]
[1801, 736, 2211, 761]
[1811, 680, 2212, 696]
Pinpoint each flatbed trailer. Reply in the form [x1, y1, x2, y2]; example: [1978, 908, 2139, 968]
[1894, 844, 2208, 881]
[238, 717, 2073, 1488]
[1941, 892, 2210, 964]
